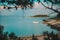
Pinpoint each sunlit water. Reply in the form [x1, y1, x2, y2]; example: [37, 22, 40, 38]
[0, 16, 58, 37]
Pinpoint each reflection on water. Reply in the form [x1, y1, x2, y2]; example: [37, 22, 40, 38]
[0, 16, 58, 36]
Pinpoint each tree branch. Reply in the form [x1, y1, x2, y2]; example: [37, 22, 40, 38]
[51, 2, 53, 8]
[48, 12, 55, 15]
[40, 2, 60, 13]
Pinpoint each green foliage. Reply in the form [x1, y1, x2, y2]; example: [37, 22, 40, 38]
[16, 0, 34, 9]
[32, 34, 38, 40]
[9, 32, 17, 40]
[44, 0, 60, 4]
[0, 25, 4, 33]
[0, 25, 4, 40]
[1, 0, 5, 2]
[0, 25, 17, 40]
[43, 31, 60, 40]
[0, 25, 8, 40]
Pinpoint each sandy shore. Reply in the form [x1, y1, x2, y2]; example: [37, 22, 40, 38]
[17, 35, 45, 40]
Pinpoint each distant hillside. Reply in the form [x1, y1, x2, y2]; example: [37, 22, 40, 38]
[32, 15, 48, 17]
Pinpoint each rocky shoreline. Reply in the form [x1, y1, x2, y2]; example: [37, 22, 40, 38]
[43, 18, 60, 31]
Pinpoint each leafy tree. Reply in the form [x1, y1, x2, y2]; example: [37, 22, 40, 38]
[16, 0, 34, 9]
[9, 32, 17, 40]
[0, 25, 4, 40]
[0, 25, 17, 40]
[38, 0, 60, 18]
[0, 25, 4, 33]
[43, 31, 59, 40]
[15, 0, 60, 18]
[1, 0, 5, 3]
[0, 25, 9, 40]
[3, 32, 8, 40]
[32, 34, 38, 40]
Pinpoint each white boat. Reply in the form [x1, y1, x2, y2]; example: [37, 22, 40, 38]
[33, 21, 39, 24]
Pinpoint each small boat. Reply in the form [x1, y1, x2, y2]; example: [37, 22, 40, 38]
[33, 21, 39, 24]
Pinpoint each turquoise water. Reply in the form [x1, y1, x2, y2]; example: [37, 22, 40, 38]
[0, 16, 58, 36]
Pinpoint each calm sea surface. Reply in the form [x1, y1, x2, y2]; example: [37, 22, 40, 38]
[0, 16, 58, 36]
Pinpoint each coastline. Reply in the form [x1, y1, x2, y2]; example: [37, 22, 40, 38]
[17, 35, 45, 40]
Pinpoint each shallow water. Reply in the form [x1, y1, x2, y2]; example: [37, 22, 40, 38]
[0, 16, 58, 36]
